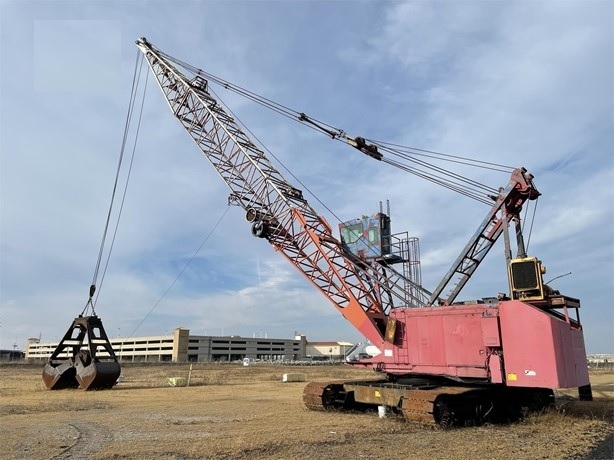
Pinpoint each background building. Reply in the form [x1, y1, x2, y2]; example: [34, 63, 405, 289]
[0, 349, 25, 361]
[305, 341, 353, 360]
[587, 354, 614, 370]
[25, 328, 309, 363]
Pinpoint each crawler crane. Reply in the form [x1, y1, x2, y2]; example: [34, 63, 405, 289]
[135, 38, 591, 425]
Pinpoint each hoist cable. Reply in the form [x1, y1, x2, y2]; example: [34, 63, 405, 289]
[158, 49, 342, 133]
[194, 67, 512, 191]
[201, 70, 345, 139]
[205, 80, 494, 207]
[202, 75, 507, 202]
[82, 49, 143, 315]
[125, 206, 230, 339]
[94, 59, 149, 307]
[377, 144, 499, 194]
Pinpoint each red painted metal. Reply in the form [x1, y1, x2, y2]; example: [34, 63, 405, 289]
[381, 304, 493, 379]
[488, 354, 504, 383]
[481, 315, 501, 347]
[499, 300, 590, 389]
[349, 300, 589, 391]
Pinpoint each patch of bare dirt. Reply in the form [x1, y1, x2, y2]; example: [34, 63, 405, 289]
[1, 363, 612, 460]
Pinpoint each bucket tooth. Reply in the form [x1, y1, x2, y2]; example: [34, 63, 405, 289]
[42, 315, 121, 391]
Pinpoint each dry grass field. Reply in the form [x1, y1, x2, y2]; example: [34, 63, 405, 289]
[1, 362, 612, 460]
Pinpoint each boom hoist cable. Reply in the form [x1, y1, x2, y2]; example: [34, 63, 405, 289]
[159, 46, 533, 220]
[158, 46, 515, 205]
[180, 62, 541, 306]
[154, 43, 540, 306]
[42, 50, 148, 391]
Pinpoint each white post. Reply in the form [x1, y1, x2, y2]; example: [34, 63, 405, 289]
[187, 363, 193, 387]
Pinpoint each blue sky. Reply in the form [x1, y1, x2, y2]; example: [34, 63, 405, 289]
[1, 1, 612, 353]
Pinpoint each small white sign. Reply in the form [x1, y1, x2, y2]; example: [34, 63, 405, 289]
[524, 370, 536, 376]
[384, 349, 393, 357]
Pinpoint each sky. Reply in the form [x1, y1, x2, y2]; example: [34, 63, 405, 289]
[1, 1, 612, 353]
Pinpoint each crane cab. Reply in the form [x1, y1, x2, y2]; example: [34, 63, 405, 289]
[339, 212, 392, 261]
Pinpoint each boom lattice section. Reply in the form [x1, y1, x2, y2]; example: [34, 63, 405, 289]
[136, 38, 430, 344]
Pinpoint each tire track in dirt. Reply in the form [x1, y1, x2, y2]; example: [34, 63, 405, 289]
[52, 422, 113, 459]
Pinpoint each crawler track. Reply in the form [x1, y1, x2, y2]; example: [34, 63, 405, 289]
[400, 386, 492, 426]
[303, 380, 554, 427]
[303, 381, 347, 410]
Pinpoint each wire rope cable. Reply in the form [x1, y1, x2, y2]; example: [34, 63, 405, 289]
[524, 198, 539, 255]
[94, 59, 150, 308]
[207, 86, 346, 225]
[367, 139, 514, 172]
[151, 43, 513, 204]
[82, 49, 144, 316]
[79, 47, 230, 338]
[204, 73, 507, 203]
[125, 206, 230, 339]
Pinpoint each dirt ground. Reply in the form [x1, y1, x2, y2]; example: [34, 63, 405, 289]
[1, 363, 612, 460]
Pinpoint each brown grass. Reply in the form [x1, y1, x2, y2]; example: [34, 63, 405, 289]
[0, 363, 612, 460]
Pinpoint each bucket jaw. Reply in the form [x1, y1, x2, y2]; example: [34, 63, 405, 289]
[42, 315, 121, 391]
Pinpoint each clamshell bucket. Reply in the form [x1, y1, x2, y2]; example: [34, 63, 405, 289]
[42, 315, 121, 391]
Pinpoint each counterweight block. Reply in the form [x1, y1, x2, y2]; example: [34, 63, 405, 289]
[42, 315, 121, 391]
